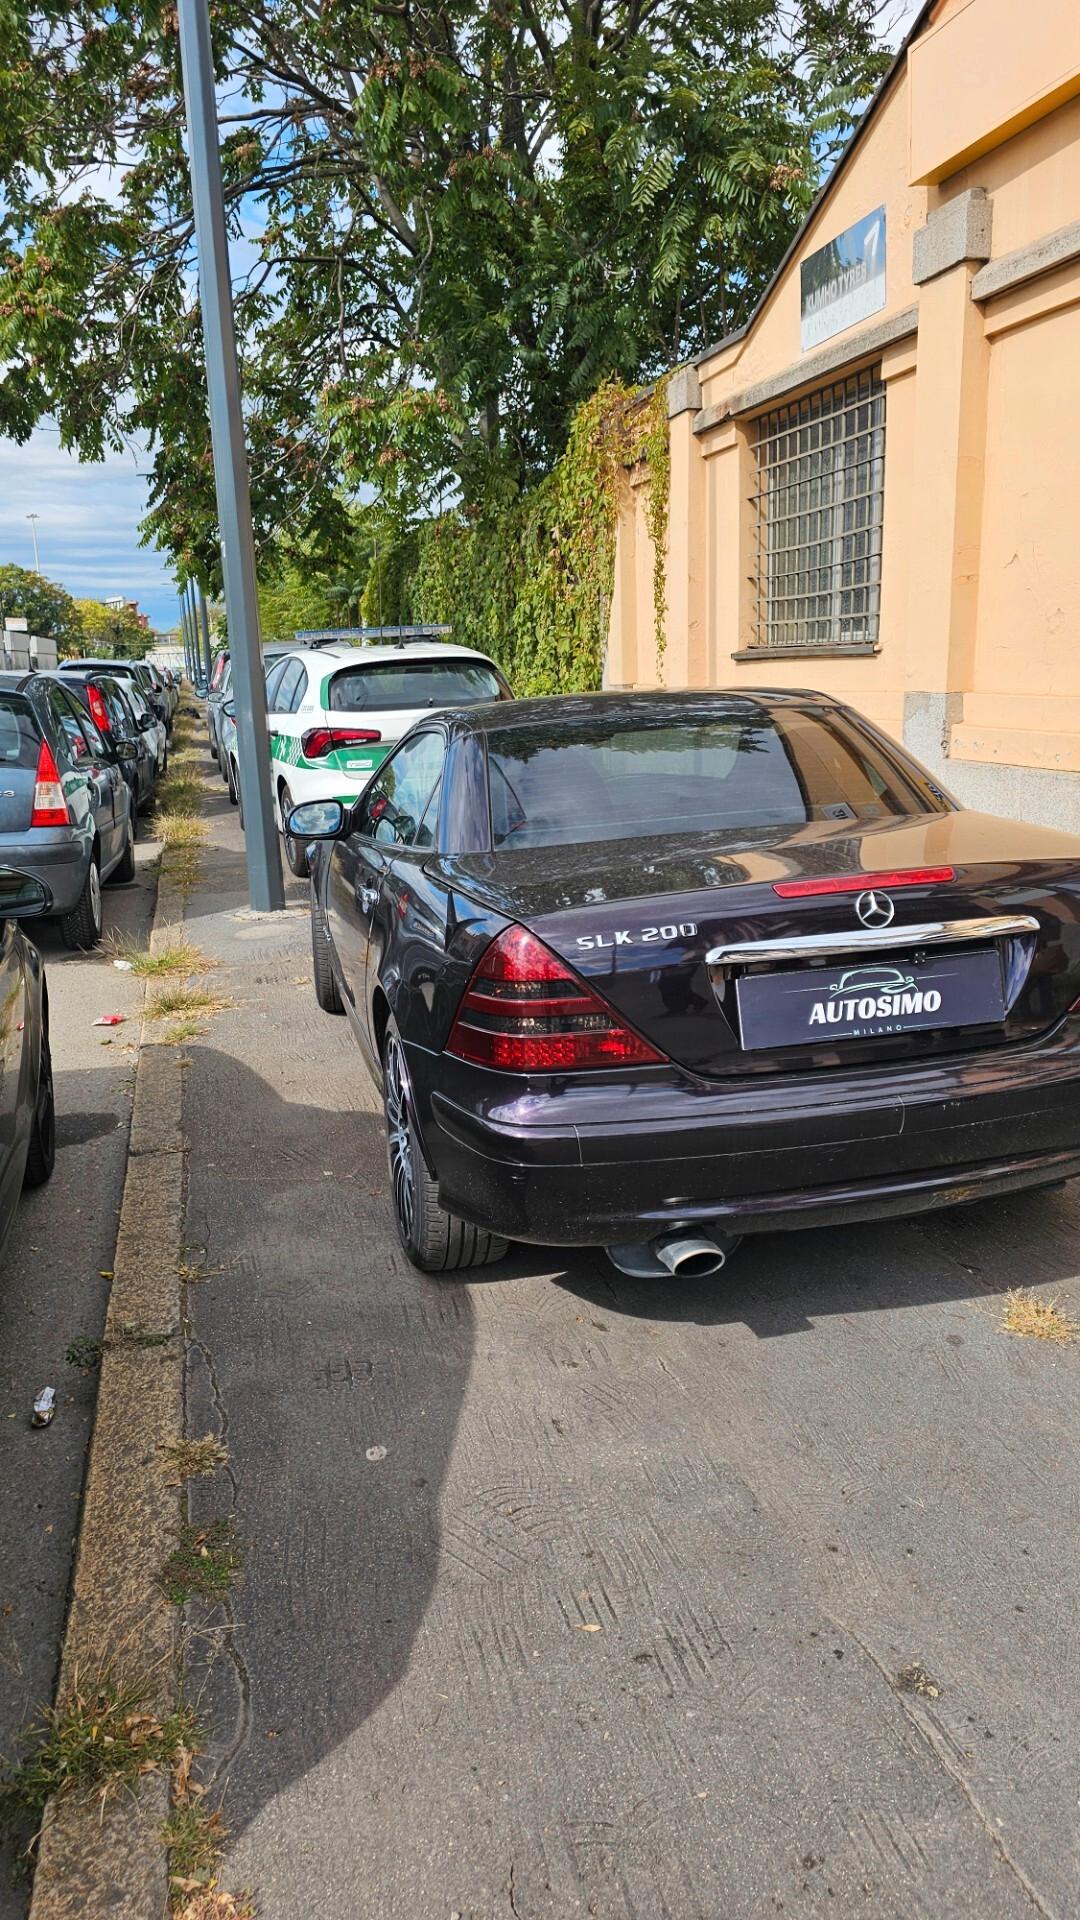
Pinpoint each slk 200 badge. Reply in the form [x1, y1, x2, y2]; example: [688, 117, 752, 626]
[576, 921, 698, 950]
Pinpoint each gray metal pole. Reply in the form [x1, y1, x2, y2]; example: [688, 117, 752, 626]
[196, 583, 214, 691]
[176, 0, 283, 910]
[179, 592, 193, 680]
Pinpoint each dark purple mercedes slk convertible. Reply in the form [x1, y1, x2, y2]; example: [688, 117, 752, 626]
[291, 690, 1080, 1277]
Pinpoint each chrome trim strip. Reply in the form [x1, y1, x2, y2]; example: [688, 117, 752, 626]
[706, 914, 1041, 968]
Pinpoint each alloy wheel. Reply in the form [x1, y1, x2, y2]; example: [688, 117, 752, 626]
[385, 1036, 416, 1244]
[89, 859, 102, 935]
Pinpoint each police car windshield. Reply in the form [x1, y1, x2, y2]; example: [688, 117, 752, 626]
[329, 658, 502, 713]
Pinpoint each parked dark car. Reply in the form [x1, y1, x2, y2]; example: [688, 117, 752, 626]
[0, 671, 135, 949]
[0, 867, 55, 1258]
[60, 657, 170, 739]
[293, 688, 1080, 1277]
[48, 668, 157, 818]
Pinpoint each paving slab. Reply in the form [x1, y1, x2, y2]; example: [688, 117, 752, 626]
[181, 758, 1080, 1920]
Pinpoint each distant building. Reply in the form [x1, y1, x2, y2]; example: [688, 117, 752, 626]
[104, 595, 150, 631]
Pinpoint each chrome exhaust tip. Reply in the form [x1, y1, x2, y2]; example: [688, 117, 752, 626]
[653, 1234, 729, 1279]
[605, 1230, 740, 1280]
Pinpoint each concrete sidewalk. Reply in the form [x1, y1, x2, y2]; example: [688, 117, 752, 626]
[179, 744, 1079, 1920]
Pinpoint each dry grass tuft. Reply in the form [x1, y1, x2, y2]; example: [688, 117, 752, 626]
[157, 811, 208, 850]
[1001, 1287, 1078, 1344]
[146, 986, 234, 1023]
[0, 1668, 199, 1853]
[158, 1434, 228, 1484]
[173, 1891, 256, 1920]
[107, 930, 216, 979]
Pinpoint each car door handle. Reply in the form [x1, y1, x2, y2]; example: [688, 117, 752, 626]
[358, 884, 379, 914]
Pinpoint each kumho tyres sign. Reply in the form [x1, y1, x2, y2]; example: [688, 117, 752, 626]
[800, 206, 886, 352]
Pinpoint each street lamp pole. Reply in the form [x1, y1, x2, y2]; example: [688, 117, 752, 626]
[176, 0, 283, 910]
[196, 582, 214, 691]
[27, 515, 40, 573]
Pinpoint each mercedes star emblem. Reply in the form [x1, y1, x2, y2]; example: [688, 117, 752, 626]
[855, 889, 895, 930]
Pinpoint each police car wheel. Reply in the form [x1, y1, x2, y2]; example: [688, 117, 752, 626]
[383, 1022, 509, 1274]
[279, 784, 310, 878]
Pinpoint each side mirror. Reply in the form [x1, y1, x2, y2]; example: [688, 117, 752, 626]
[0, 868, 50, 918]
[286, 799, 346, 840]
[223, 700, 235, 720]
[140, 712, 158, 732]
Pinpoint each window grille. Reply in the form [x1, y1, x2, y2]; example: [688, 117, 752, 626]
[752, 367, 885, 650]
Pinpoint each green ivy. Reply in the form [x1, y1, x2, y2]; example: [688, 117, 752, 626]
[398, 379, 671, 695]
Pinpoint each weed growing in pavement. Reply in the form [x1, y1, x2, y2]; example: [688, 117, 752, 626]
[157, 811, 208, 851]
[163, 1731, 255, 1915]
[65, 1333, 104, 1371]
[0, 1669, 200, 1856]
[156, 774, 206, 814]
[166, 1020, 207, 1043]
[159, 1521, 241, 1607]
[1001, 1287, 1078, 1343]
[107, 930, 216, 979]
[159, 1435, 229, 1484]
[147, 986, 234, 1023]
[164, 845, 203, 895]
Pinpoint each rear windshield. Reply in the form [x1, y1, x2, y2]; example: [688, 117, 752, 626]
[329, 658, 504, 714]
[486, 709, 935, 849]
[0, 695, 41, 768]
[210, 652, 229, 691]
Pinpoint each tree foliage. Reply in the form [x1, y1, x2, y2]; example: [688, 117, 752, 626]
[72, 595, 151, 657]
[0, 564, 83, 649]
[0, 0, 893, 581]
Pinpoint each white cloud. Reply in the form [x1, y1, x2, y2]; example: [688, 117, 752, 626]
[0, 427, 178, 627]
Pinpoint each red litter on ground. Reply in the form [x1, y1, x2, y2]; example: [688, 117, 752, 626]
[93, 1014, 126, 1027]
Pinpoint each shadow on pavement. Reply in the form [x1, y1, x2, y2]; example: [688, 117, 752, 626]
[180, 1047, 477, 1842]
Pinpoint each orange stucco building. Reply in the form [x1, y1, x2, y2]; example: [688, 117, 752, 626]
[607, 0, 1080, 828]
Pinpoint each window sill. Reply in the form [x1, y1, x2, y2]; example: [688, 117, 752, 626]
[730, 644, 881, 661]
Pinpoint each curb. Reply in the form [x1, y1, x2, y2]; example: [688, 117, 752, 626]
[28, 762, 195, 1919]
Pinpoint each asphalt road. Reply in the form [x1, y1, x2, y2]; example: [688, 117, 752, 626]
[0, 835, 157, 1915]
[176, 763, 1080, 1920]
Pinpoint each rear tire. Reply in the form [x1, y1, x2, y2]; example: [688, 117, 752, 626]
[59, 855, 103, 950]
[226, 757, 239, 807]
[383, 1023, 509, 1273]
[23, 1028, 56, 1188]
[112, 814, 136, 884]
[310, 882, 344, 1015]
[279, 784, 309, 878]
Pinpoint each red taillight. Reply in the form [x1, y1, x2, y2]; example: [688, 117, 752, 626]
[87, 685, 111, 733]
[772, 867, 955, 899]
[31, 738, 70, 828]
[301, 726, 382, 759]
[447, 925, 666, 1072]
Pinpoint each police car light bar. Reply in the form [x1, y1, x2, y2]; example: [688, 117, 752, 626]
[294, 625, 452, 650]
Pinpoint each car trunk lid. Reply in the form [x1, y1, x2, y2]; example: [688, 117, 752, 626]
[439, 811, 1080, 1077]
[0, 694, 43, 833]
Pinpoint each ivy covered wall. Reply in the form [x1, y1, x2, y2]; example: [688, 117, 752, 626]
[387, 379, 670, 695]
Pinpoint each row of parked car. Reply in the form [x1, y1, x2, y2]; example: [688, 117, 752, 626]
[0, 655, 180, 950]
[0, 658, 185, 1259]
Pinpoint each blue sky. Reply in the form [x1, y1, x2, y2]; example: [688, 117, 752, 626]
[0, 426, 178, 630]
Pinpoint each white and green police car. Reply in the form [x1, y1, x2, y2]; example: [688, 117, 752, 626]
[264, 629, 511, 874]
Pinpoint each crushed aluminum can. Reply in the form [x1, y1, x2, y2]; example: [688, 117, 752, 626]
[32, 1387, 56, 1427]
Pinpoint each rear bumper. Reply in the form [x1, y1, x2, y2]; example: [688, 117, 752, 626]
[419, 1020, 1080, 1244]
[0, 833, 87, 916]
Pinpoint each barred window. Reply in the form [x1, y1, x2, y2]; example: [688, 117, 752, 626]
[752, 367, 885, 651]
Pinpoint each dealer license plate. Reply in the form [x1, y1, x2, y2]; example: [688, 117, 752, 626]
[736, 947, 1005, 1051]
